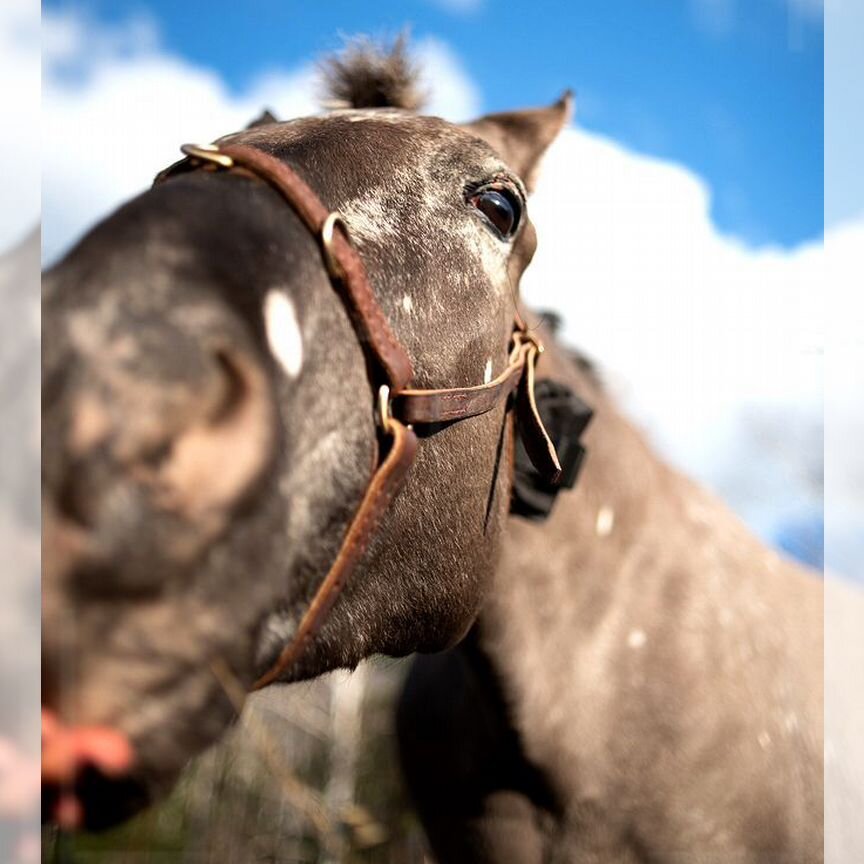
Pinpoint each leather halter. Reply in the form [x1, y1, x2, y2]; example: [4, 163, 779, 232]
[156, 142, 562, 689]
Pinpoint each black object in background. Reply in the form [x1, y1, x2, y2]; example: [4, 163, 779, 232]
[511, 380, 593, 521]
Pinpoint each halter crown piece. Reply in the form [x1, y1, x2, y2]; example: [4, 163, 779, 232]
[156, 141, 563, 689]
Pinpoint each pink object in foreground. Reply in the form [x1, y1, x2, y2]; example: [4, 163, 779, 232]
[41, 708, 135, 828]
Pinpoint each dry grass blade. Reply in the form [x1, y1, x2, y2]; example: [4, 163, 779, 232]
[209, 657, 342, 855]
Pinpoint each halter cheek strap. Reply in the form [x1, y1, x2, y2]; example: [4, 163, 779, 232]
[156, 142, 562, 689]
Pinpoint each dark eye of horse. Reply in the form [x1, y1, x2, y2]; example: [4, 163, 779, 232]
[469, 186, 523, 239]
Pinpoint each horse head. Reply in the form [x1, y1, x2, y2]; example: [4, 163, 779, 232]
[41, 40, 570, 828]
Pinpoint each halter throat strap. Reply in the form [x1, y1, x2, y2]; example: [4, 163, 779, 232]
[156, 142, 561, 689]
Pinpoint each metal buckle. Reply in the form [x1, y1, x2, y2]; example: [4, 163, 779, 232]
[510, 327, 544, 366]
[520, 328, 544, 355]
[320, 212, 348, 281]
[180, 143, 234, 168]
[377, 385, 395, 435]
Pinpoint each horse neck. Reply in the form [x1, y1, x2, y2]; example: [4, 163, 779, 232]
[479, 327, 812, 653]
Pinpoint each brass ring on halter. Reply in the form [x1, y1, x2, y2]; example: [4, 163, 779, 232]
[377, 385, 396, 435]
[180, 143, 234, 169]
[320, 212, 348, 281]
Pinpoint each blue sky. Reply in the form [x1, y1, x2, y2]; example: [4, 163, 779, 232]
[44, 0, 823, 249]
[33, 0, 829, 568]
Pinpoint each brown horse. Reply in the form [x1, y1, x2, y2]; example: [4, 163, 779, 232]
[398, 325, 823, 863]
[41, 42, 570, 829]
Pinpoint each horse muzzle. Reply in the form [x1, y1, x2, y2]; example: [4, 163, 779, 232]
[41, 708, 149, 831]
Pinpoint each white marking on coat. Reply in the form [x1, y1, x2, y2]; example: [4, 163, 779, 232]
[627, 628, 647, 649]
[402, 294, 414, 314]
[264, 291, 303, 378]
[483, 357, 493, 384]
[596, 505, 615, 537]
[340, 196, 400, 246]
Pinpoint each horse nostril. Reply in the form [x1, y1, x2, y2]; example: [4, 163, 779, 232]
[42, 709, 135, 783]
[73, 764, 151, 832]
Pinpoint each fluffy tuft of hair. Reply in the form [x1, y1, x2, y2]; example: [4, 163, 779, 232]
[319, 35, 426, 112]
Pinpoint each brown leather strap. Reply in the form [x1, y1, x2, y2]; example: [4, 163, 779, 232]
[157, 143, 414, 392]
[220, 144, 413, 392]
[516, 341, 562, 484]
[252, 419, 418, 689]
[394, 340, 529, 425]
[394, 334, 562, 483]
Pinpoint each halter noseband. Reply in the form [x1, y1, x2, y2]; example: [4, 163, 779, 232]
[156, 141, 562, 689]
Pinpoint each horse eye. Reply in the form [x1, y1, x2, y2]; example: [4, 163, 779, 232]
[469, 187, 522, 239]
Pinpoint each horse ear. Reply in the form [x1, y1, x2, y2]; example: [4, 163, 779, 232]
[246, 109, 279, 129]
[461, 91, 573, 192]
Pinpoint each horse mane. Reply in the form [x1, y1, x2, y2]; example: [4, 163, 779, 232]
[319, 35, 426, 112]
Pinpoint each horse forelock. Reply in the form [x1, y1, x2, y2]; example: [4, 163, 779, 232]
[318, 35, 425, 112]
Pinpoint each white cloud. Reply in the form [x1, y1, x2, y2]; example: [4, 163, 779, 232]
[0, 0, 40, 254]
[526, 128, 823, 428]
[41, 10, 319, 263]
[524, 126, 840, 553]
[40, 11, 479, 263]
[825, 220, 864, 578]
[415, 38, 482, 120]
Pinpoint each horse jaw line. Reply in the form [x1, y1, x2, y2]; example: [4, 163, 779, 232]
[264, 290, 303, 378]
